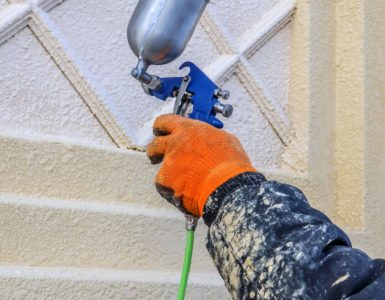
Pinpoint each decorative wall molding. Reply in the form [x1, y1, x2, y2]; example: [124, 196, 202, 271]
[0, 1, 135, 149]
[237, 58, 293, 145]
[0, 4, 31, 45]
[200, 1, 296, 146]
[240, 0, 296, 58]
[0, 0, 296, 150]
[29, 9, 134, 149]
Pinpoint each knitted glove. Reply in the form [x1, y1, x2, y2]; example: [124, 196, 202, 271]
[147, 114, 256, 217]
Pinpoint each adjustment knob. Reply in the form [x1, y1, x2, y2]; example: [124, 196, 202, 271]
[214, 102, 233, 118]
[214, 89, 230, 100]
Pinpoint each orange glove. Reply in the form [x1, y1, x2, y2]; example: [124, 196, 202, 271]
[147, 114, 256, 217]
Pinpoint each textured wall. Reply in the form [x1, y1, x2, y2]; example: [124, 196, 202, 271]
[0, 0, 294, 298]
[0, 0, 8, 9]
[287, 0, 385, 258]
[0, 27, 112, 146]
[0, 0, 384, 298]
[0, 0, 293, 160]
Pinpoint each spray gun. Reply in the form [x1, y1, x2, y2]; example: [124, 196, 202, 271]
[127, 0, 233, 128]
[127, 1, 233, 298]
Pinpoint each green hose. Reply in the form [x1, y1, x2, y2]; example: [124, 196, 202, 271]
[177, 229, 195, 300]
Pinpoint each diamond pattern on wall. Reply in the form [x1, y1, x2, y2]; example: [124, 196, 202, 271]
[248, 23, 292, 125]
[49, 0, 220, 142]
[0, 0, 296, 169]
[0, 27, 113, 146]
[210, 0, 282, 41]
[219, 75, 283, 167]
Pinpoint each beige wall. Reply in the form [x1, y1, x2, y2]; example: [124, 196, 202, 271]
[287, 0, 385, 257]
[0, 0, 384, 298]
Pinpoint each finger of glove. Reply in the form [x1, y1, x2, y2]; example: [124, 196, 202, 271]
[153, 114, 189, 136]
[155, 183, 188, 214]
[146, 136, 168, 164]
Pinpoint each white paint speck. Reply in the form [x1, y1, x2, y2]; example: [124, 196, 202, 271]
[332, 274, 350, 287]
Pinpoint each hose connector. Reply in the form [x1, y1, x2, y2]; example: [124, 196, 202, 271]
[184, 215, 198, 231]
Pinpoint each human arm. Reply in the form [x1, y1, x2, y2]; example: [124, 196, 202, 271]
[147, 114, 385, 300]
[203, 172, 385, 299]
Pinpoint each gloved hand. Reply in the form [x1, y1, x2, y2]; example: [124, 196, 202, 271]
[147, 114, 256, 217]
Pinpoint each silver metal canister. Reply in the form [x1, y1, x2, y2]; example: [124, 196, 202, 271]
[127, 0, 209, 74]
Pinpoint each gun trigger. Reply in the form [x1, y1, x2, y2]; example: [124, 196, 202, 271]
[173, 76, 191, 116]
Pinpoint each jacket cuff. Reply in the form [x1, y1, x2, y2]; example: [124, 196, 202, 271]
[202, 172, 266, 226]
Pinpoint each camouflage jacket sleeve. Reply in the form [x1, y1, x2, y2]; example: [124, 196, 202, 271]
[202, 172, 385, 300]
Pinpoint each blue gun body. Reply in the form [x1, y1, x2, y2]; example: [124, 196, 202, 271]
[147, 62, 232, 128]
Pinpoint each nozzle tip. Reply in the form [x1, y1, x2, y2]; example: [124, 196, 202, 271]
[131, 68, 140, 79]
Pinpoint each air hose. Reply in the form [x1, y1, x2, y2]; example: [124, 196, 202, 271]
[177, 216, 198, 300]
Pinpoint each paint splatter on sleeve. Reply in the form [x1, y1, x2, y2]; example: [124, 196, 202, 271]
[203, 172, 385, 300]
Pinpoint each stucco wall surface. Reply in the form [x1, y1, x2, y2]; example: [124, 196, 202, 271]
[0, 27, 113, 146]
[45, 0, 292, 161]
[0, 0, 384, 299]
[0, 0, 8, 10]
[0, 0, 295, 298]
[0, 266, 230, 300]
[287, 0, 385, 258]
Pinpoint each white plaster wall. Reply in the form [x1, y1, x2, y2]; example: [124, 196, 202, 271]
[49, 0, 221, 145]
[0, 0, 292, 166]
[44, 0, 291, 167]
[210, 0, 282, 40]
[248, 23, 291, 125]
[0, 0, 295, 160]
[220, 75, 283, 167]
[0, 27, 113, 146]
[0, 0, 8, 10]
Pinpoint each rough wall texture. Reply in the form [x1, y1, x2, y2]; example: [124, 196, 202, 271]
[287, 0, 385, 258]
[0, 0, 8, 10]
[0, 0, 384, 299]
[0, 27, 113, 146]
[362, 0, 385, 257]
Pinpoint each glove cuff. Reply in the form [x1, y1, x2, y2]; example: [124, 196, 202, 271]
[202, 172, 266, 225]
[194, 161, 257, 216]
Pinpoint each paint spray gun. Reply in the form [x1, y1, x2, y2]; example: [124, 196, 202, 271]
[127, 1, 233, 298]
[127, 0, 233, 128]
